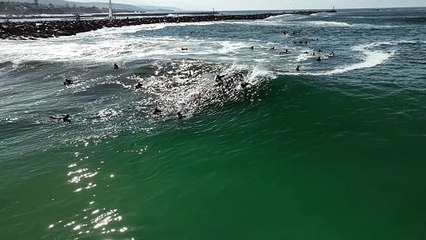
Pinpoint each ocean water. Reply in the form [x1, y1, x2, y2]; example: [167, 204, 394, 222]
[1, 8, 426, 239]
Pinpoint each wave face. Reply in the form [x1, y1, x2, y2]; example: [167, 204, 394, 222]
[1, 8, 426, 240]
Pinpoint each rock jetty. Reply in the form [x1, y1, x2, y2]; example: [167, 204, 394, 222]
[0, 11, 334, 40]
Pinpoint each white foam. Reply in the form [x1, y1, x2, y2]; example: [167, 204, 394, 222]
[226, 14, 311, 27]
[282, 41, 398, 76]
[217, 41, 248, 54]
[74, 21, 219, 38]
[0, 34, 250, 64]
[305, 42, 396, 76]
[93, 108, 121, 123]
[294, 21, 394, 29]
[324, 50, 393, 75]
[305, 21, 351, 27]
[246, 66, 275, 84]
[295, 51, 314, 62]
[0, 21, 233, 65]
[263, 14, 287, 21]
[129, 60, 275, 119]
[80, 24, 167, 37]
[227, 20, 282, 27]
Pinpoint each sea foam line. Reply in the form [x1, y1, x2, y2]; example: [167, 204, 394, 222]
[283, 41, 398, 76]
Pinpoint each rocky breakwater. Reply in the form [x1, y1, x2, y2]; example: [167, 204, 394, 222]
[0, 13, 284, 40]
[0, 20, 107, 40]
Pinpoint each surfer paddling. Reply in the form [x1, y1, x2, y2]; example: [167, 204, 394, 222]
[135, 82, 143, 90]
[153, 107, 162, 115]
[215, 74, 226, 84]
[63, 78, 73, 86]
[177, 111, 185, 119]
[50, 114, 72, 122]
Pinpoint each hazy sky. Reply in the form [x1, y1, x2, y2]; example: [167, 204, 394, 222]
[100, 0, 425, 10]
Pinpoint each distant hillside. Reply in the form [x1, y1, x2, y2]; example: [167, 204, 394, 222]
[2, 0, 181, 12]
[1, 1, 112, 15]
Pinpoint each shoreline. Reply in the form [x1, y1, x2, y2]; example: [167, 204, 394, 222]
[0, 10, 335, 40]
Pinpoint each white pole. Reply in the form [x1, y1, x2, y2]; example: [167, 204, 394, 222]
[108, 0, 113, 21]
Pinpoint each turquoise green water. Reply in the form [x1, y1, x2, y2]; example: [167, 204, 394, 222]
[1, 8, 426, 239]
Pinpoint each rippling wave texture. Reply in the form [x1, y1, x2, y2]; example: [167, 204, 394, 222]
[1, 8, 426, 239]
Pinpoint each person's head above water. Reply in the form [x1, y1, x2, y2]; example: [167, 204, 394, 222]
[177, 111, 185, 119]
[63, 114, 71, 122]
[63, 79, 73, 86]
[215, 74, 226, 81]
[153, 107, 162, 115]
[135, 82, 143, 90]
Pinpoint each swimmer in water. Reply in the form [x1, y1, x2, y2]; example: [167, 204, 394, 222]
[114, 63, 119, 69]
[270, 46, 276, 50]
[63, 114, 71, 122]
[249, 46, 254, 50]
[181, 47, 188, 51]
[215, 74, 226, 82]
[296, 66, 301, 71]
[63, 79, 73, 86]
[135, 82, 143, 90]
[153, 107, 162, 115]
[240, 82, 250, 88]
[316, 56, 321, 62]
[279, 49, 290, 55]
[177, 111, 185, 119]
[49, 114, 71, 122]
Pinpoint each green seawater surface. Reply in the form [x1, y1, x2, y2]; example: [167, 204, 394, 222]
[1, 8, 426, 240]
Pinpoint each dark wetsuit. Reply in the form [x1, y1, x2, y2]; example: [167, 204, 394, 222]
[135, 82, 143, 90]
[50, 114, 71, 122]
[215, 75, 226, 84]
[153, 108, 162, 115]
[63, 114, 71, 122]
[63, 79, 73, 86]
